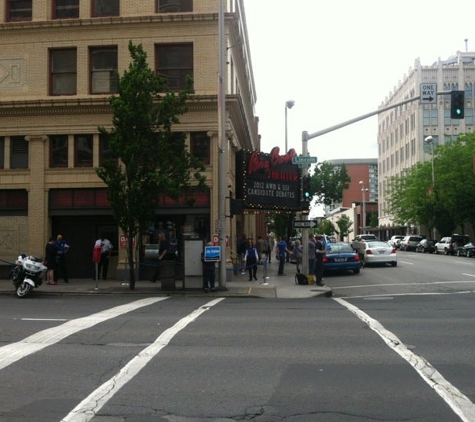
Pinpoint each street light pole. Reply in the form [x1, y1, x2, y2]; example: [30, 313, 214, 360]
[424, 136, 436, 240]
[284, 100, 295, 153]
[359, 181, 368, 234]
[425, 136, 435, 186]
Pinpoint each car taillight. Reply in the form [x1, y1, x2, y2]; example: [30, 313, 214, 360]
[323, 256, 328, 263]
[391, 248, 396, 253]
[366, 249, 373, 255]
[354, 254, 360, 261]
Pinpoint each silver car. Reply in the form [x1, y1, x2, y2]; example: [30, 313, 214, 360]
[361, 240, 397, 267]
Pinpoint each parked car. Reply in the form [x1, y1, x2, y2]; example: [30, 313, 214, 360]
[435, 235, 471, 255]
[415, 239, 436, 254]
[388, 235, 404, 249]
[400, 235, 423, 251]
[355, 234, 379, 241]
[323, 242, 360, 274]
[360, 240, 397, 267]
[455, 242, 475, 257]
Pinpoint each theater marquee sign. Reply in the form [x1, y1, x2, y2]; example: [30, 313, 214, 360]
[236, 147, 302, 211]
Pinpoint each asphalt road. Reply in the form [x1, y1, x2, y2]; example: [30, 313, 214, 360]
[1, 250, 475, 421]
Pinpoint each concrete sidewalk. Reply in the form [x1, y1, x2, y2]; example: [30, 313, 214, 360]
[0, 260, 332, 299]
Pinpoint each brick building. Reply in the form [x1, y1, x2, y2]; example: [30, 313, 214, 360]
[0, 0, 260, 278]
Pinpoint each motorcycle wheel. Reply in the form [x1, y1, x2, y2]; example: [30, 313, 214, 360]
[16, 282, 32, 298]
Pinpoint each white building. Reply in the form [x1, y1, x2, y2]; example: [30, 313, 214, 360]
[377, 51, 475, 237]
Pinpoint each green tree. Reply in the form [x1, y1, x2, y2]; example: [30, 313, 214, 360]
[317, 219, 336, 236]
[386, 132, 475, 236]
[335, 214, 353, 240]
[273, 212, 297, 240]
[97, 42, 206, 289]
[309, 161, 351, 206]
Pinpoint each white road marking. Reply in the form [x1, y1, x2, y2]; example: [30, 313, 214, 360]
[0, 297, 168, 371]
[61, 298, 225, 422]
[332, 279, 475, 290]
[334, 297, 475, 422]
[21, 318, 68, 321]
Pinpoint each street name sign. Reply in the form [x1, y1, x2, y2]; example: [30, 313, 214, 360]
[293, 220, 317, 229]
[420, 83, 437, 104]
[292, 156, 317, 165]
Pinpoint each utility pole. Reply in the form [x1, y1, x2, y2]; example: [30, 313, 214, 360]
[217, 0, 227, 289]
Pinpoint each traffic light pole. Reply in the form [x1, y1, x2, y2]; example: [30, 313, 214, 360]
[300, 91, 453, 275]
[301, 136, 310, 276]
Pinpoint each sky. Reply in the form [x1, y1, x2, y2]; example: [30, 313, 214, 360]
[243, 0, 475, 163]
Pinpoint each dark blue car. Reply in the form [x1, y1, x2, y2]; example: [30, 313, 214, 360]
[323, 242, 360, 274]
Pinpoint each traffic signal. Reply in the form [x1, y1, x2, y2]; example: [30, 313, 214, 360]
[302, 175, 311, 201]
[450, 90, 465, 119]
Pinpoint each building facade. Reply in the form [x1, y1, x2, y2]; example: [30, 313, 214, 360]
[324, 158, 378, 239]
[0, 0, 260, 278]
[377, 52, 475, 238]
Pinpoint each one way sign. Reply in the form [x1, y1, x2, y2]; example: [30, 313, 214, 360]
[420, 83, 437, 104]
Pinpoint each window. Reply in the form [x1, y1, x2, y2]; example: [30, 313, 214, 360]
[50, 49, 77, 95]
[74, 135, 93, 167]
[53, 0, 79, 19]
[155, 44, 193, 91]
[6, 0, 32, 22]
[0, 137, 4, 169]
[423, 109, 438, 126]
[92, 0, 119, 17]
[50, 135, 68, 167]
[0, 189, 28, 215]
[157, 0, 192, 13]
[90, 47, 118, 94]
[190, 132, 210, 165]
[10, 136, 28, 169]
[465, 108, 473, 125]
[99, 133, 116, 165]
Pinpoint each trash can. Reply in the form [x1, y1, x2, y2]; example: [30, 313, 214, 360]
[160, 260, 176, 291]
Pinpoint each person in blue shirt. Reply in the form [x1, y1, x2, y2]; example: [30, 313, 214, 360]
[54, 234, 70, 283]
[276, 236, 291, 276]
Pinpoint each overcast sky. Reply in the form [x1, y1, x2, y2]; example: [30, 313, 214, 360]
[243, 0, 475, 163]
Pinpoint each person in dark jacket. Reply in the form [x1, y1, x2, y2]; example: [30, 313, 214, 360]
[45, 237, 58, 285]
[244, 239, 259, 281]
[201, 242, 217, 292]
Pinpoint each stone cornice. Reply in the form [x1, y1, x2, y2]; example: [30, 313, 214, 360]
[0, 13, 223, 32]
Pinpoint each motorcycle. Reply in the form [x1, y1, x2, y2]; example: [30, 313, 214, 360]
[10, 254, 47, 298]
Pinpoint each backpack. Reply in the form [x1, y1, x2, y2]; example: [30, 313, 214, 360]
[295, 273, 308, 285]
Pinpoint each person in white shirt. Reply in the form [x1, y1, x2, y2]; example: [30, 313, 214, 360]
[95, 235, 113, 280]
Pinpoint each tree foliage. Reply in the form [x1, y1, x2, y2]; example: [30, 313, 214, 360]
[386, 132, 475, 237]
[309, 162, 351, 206]
[96, 42, 206, 289]
[335, 214, 353, 240]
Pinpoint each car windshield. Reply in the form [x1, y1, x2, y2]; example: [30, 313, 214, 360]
[367, 241, 391, 248]
[328, 244, 354, 254]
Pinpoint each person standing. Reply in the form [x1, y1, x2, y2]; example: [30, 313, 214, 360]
[267, 235, 274, 263]
[237, 234, 248, 274]
[151, 233, 170, 283]
[256, 235, 266, 264]
[308, 234, 316, 278]
[315, 234, 326, 286]
[201, 242, 217, 292]
[244, 239, 259, 281]
[45, 237, 58, 285]
[95, 235, 113, 280]
[293, 239, 303, 273]
[54, 234, 70, 283]
[276, 236, 291, 276]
